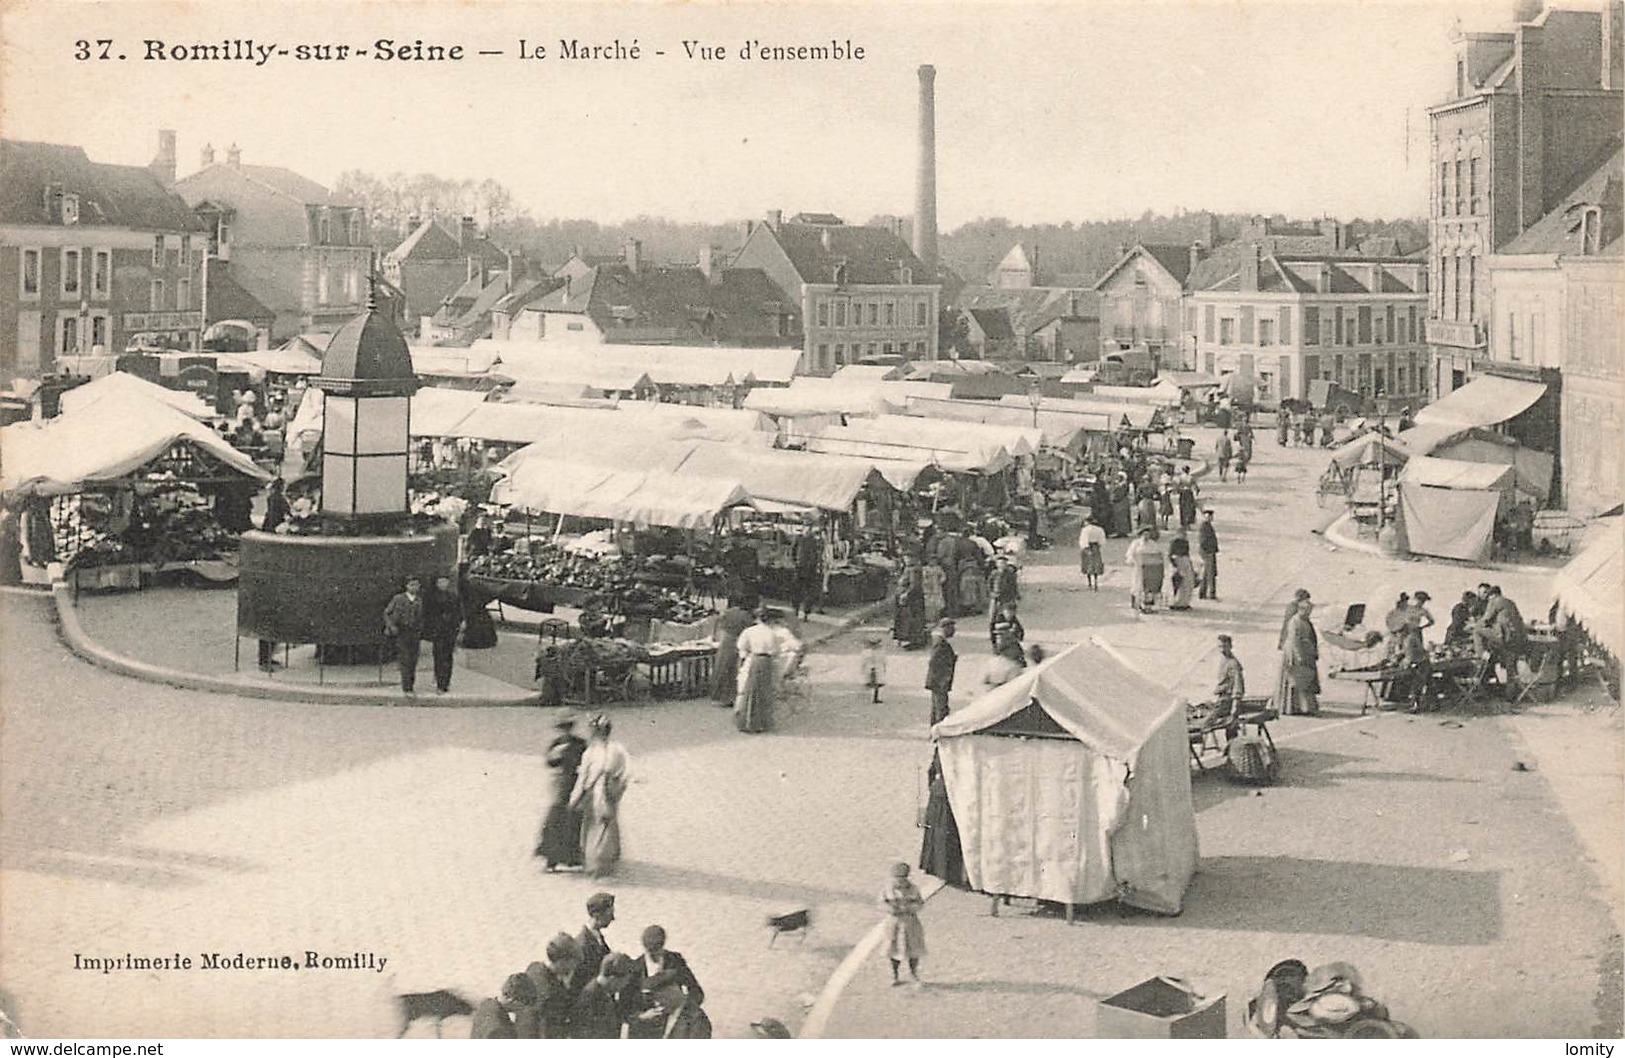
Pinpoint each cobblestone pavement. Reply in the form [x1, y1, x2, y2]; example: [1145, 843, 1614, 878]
[2, 431, 1619, 1039]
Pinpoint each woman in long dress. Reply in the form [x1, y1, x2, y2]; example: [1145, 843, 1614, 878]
[1273, 589, 1310, 710]
[918, 750, 967, 888]
[535, 717, 587, 870]
[882, 862, 927, 985]
[1167, 528, 1195, 610]
[921, 562, 946, 622]
[1124, 527, 1166, 611]
[570, 715, 629, 877]
[710, 604, 754, 706]
[956, 557, 986, 615]
[894, 559, 928, 649]
[733, 609, 780, 733]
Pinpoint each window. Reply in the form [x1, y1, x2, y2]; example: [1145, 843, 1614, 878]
[20, 249, 40, 299]
[867, 343, 878, 357]
[817, 343, 829, 368]
[318, 267, 330, 305]
[349, 213, 362, 245]
[59, 316, 78, 355]
[1279, 307, 1292, 345]
[884, 302, 895, 326]
[179, 236, 191, 267]
[1334, 308, 1344, 345]
[317, 210, 331, 245]
[92, 250, 110, 298]
[1258, 318, 1274, 347]
[1408, 306, 1418, 343]
[1203, 304, 1216, 343]
[153, 235, 164, 266]
[345, 269, 358, 304]
[91, 314, 108, 351]
[816, 301, 829, 327]
[1303, 306, 1319, 345]
[61, 249, 80, 296]
[1454, 159, 1465, 215]
[1466, 255, 1476, 319]
[867, 302, 878, 326]
[1468, 157, 1480, 213]
[834, 343, 845, 364]
[1385, 305, 1396, 345]
[882, 342, 894, 355]
[916, 302, 928, 327]
[566, 321, 584, 331]
[1398, 365, 1408, 393]
[1439, 162, 1450, 215]
[1186, 306, 1197, 334]
[833, 302, 845, 327]
[150, 279, 164, 310]
[177, 278, 190, 309]
[1219, 318, 1234, 345]
[217, 220, 230, 249]
[915, 341, 926, 354]
[1357, 306, 1372, 344]
[1240, 305, 1255, 344]
[1304, 354, 1319, 380]
[1456, 58, 1466, 98]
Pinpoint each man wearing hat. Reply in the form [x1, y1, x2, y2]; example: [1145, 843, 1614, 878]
[571, 893, 617, 997]
[382, 576, 425, 694]
[1214, 635, 1246, 734]
[525, 933, 582, 1038]
[570, 953, 634, 1039]
[925, 619, 958, 726]
[471, 972, 538, 1039]
[1196, 509, 1220, 600]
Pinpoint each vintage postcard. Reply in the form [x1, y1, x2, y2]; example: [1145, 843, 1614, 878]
[0, 0, 1620, 1045]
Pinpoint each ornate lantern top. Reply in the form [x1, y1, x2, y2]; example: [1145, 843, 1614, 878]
[315, 281, 418, 399]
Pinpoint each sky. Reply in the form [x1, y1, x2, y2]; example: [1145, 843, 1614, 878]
[0, 0, 1566, 228]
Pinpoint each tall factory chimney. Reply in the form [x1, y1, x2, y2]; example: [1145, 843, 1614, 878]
[913, 64, 939, 277]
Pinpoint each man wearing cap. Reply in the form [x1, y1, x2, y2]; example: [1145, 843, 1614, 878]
[1214, 635, 1245, 718]
[571, 953, 634, 1039]
[471, 972, 538, 1039]
[383, 576, 425, 694]
[1196, 509, 1220, 600]
[571, 893, 617, 997]
[925, 619, 958, 726]
[525, 932, 582, 1038]
[624, 925, 708, 1039]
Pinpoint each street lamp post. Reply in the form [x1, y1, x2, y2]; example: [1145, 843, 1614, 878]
[1027, 384, 1043, 428]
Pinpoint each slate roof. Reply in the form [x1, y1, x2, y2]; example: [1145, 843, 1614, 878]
[959, 286, 1099, 335]
[1501, 145, 1624, 258]
[967, 307, 1017, 341]
[530, 264, 799, 345]
[390, 219, 511, 267]
[231, 164, 334, 204]
[204, 259, 275, 325]
[771, 222, 928, 286]
[1200, 255, 1423, 295]
[0, 139, 204, 231]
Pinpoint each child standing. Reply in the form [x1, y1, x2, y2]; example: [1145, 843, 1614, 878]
[1233, 452, 1248, 483]
[881, 862, 926, 985]
[859, 635, 888, 703]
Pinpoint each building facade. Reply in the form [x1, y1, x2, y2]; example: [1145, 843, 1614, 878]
[1486, 147, 1623, 514]
[170, 141, 372, 340]
[384, 216, 512, 334]
[1189, 248, 1430, 408]
[1, 138, 205, 379]
[1426, 2, 1623, 398]
[733, 212, 938, 375]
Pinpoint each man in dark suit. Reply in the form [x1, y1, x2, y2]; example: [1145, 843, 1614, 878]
[571, 954, 634, 1039]
[470, 973, 537, 1039]
[570, 892, 616, 997]
[623, 925, 707, 1039]
[1197, 509, 1220, 600]
[423, 573, 463, 693]
[382, 576, 425, 693]
[925, 619, 957, 726]
[524, 932, 582, 1038]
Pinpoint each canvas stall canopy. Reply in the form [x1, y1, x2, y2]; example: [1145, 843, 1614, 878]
[1414, 374, 1546, 429]
[1, 389, 270, 496]
[409, 387, 493, 437]
[998, 394, 1159, 431]
[216, 348, 324, 377]
[743, 378, 954, 418]
[903, 396, 1112, 454]
[58, 371, 215, 421]
[497, 379, 613, 407]
[1396, 456, 1516, 562]
[1328, 432, 1411, 473]
[671, 442, 896, 512]
[613, 401, 777, 446]
[931, 640, 1199, 913]
[1091, 383, 1182, 408]
[1426, 428, 1553, 505]
[803, 423, 1012, 475]
[474, 340, 802, 389]
[836, 414, 1042, 458]
[489, 458, 753, 530]
[831, 363, 906, 383]
[1551, 518, 1623, 661]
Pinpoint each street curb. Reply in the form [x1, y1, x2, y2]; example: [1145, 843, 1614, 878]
[801, 599, 891, 651]
[48, 579, 536, 708]
[800, 877, 946, 1039]
[1322, 511, 1391, 557]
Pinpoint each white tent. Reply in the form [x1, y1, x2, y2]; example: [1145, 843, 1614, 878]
[489, 459, 752, 529]
[998, 394, 1159, 430]
[614, 402, 777, 446]
[743, 378, 953, 418]
[1551, 518, 1623, 661]
[1, 389, 270, 496]
[903, 395, 1112, 452]
[59, 372, 215, 421]
[804, 424, 1011, 474]
[1397, 456, 1516, 562]
[216, 349, 324, 377]
[1091, 383, 1182, 408]
[932, 640, 1199, 914]
[834, 414, 1042, 458]
[1327, 431, 1411, 473]
[410, 387, 492, 437]
[673, 442, 894, 511]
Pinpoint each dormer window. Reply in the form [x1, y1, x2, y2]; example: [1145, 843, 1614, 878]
[834, 263, 849, 287]
[899, 267, 912, 284]
[61, 194, 79, 226]
[1580, 206, 1602, 255]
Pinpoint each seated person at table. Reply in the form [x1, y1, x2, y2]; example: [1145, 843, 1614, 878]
[1445, 591, 1477, 647]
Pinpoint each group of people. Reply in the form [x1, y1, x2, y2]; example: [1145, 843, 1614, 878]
[1098, 507, 1222, 612]
[471, 892, 709, 1039]
[380, 574, 467, 693]
[892, 538, 1020, 651]
[1275, 407, 1341, 448]
[710, 605, 805, 734]
[534, 713, 631, 878]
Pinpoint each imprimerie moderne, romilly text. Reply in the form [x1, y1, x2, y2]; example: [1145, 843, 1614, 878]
[73, 951, 388, 973]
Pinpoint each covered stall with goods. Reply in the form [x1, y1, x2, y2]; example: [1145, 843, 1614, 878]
[0, 385, 271, 588]
[930, 639, 1200, 916]
[1321, 431, 1410, 512]
[1548, 517, 1622, 697]
[1394, 457, 1516, 563]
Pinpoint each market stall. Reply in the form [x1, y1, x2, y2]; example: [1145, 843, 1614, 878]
[0, 388, 271, 587]
[1394, 457, 1516, 562]
[931, 640, 1200, 915]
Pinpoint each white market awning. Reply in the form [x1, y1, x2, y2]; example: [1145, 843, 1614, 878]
[1414, 375, 1547, 429]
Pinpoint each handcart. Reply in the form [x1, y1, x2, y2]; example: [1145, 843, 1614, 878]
[1187, 696, 1279, 782]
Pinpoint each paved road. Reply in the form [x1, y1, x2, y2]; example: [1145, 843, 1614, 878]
[1, 430, 1619, 1039]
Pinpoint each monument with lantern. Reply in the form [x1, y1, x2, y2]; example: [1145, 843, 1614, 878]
[236, 291, 456, 671]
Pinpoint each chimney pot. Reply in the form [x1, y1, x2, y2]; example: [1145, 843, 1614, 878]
[913, 64, 939, 275]
[766, 210, 782, 231]
[459, 215, 477, 249]
[623, 238, 642, 274]
[226, 143, 241, 167]
[151, 130, 178, 187]
[821, 229, 833, 251]
[201, 142, 216, 167]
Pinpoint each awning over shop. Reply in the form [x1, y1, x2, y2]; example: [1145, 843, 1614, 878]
[1415, 375, 1547, 429]
[1552, 518, 1624, 661]
[1, 389, 270, 496]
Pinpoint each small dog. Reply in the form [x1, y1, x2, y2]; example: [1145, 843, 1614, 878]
[395, 989, 474, 1038]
